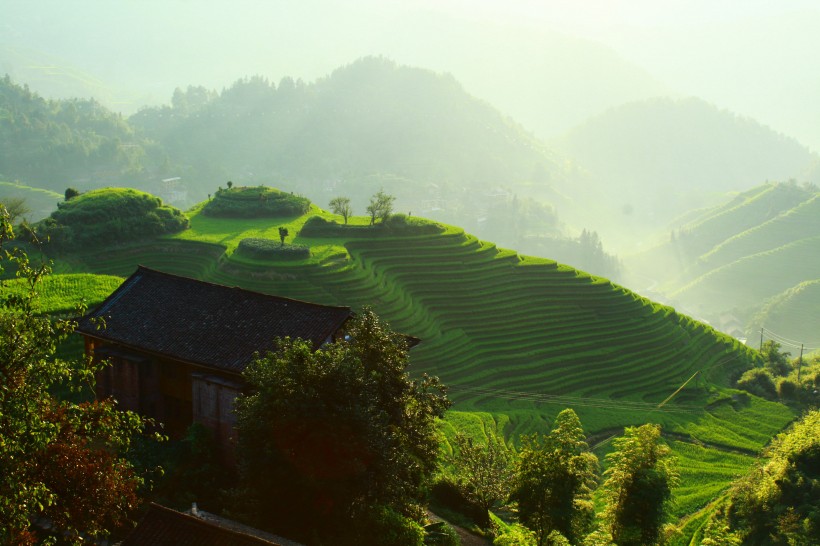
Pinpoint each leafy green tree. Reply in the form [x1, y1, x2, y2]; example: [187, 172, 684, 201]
[736, 367, 778, 400]
[234, 308, 450, 544]
[760, 339, 791, 376]
[448, 431, 514, 526]
[367, 189, 395, 225]
[600, 424, 678, 546]
[716, 409, 820, 545]
[510, 409, 598, 545]
[0, 205, 148, 544]
[329, 196, 353, 224]
[64, 187, 80, 201]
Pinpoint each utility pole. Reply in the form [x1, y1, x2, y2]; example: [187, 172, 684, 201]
[797, 344, 804, 383]
[759, 328, 764, 352]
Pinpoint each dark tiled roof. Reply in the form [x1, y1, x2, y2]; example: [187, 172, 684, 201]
[76, 266, 352, 374]
[123, 504, 281, 546]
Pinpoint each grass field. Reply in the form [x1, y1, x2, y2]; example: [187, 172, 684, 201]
[40, 199, 797, 536]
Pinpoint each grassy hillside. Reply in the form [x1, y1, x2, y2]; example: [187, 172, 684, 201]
[0, 273, 123, 315]
[48, 193, 796, 524]
[750, 280, 820, 351]
[625, 182, 819, 342]
[671, 236, 820, 316]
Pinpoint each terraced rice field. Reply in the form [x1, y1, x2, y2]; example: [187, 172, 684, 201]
[59, 209, 796, 526]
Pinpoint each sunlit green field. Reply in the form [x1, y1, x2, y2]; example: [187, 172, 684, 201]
[1, 273, 124, 314]
[36, 199, 796, 538]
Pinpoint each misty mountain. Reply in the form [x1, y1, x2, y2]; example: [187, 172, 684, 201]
[130, 57, 568, 215]
[0, 1, 666, 139]
[605, 8, 820, 151]
[624, 181, 819, 340]
[554, 97, 817, 242]
[370, 10, 668, 139]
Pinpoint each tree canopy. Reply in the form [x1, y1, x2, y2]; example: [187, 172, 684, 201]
[510, 408, 598, 545]
[600, 423, 678, 546]
[233, 308, 450, 544]
[706, 409, 820, 545]
[0, 205, 148, 544]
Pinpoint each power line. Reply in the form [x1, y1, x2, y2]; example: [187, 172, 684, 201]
[449, 353, 750, 416]
[448, 385, 702, 414]
[761, 326, 820, 351]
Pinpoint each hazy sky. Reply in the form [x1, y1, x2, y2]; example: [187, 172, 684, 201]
[2, 0, 819, 149]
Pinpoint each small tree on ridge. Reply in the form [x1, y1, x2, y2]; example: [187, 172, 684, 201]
[329, 196, 353, 225]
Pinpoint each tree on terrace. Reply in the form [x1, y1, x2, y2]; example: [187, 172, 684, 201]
[600, 423, 678, 546]
[329, 196, 353, 225]
[448, 431, 514, 527]
[760, 339, 791, 376]
[234, 308, 450, 544]
[0, 205, 148, 544]
[510, 408, 598, 545]
[366, 190, 395, 225]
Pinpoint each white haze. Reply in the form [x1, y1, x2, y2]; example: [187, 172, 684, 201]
[2, 0, 819, 149]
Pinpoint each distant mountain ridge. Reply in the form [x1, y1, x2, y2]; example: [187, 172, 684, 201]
[130, 57, 567, 206]
[625, 181, 820, 341]
[555, 97, 818, 242]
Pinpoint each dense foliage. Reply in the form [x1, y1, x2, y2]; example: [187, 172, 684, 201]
[600, 424, 679, 546]
[234, 308, 450, 544]
[0, 75, 164, 191]
[0, 206, 148, 544]
[736, 341, 820, 406]
[702, 410, 820, 545]
[33, 187, 188, 251]
[299, 214, 443, 237]
[447, 431, 514, 527]
[510, 409, 598, 545]
[201, 186, 310, 218]
[236, 237, 310, 260]
[130, 59, 559, 202]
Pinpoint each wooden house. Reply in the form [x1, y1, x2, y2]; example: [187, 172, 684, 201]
[76, 266, 352, 458]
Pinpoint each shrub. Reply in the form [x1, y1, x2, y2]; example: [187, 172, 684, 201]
[493, 524, 537, 546]
[236, 238, 309, 260]
[35, 188, 188, 251]
[430, 478, 487, 525]
[348, 506, 424, 546]
[299, 215, 444, 238]
[424, 521, 461, 546]
[736, 368, 777, 400]
[776, 378, 799, 400]
[201, 186, 310, 218]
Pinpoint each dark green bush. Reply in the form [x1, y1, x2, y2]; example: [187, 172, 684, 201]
[299, 215, 443, 238]
[352, 505, 424, 546]
[35, 188, 189, 251]
[424, 521, 461, 546]
[777, 378, 799, 400]
[236, 237, 309, 260]
[202, 186, 310, 218]
[736, 368, 778, 400]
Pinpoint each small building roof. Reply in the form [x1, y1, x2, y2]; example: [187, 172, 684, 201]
[76, 266, 352, 374]
[122, 503, 284, 546]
